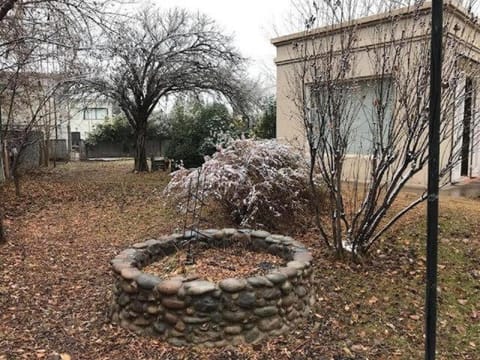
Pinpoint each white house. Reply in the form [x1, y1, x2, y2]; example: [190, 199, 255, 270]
[58, 98, 117, 156]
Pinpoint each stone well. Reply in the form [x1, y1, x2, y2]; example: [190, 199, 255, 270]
[110, 229, 314, 347]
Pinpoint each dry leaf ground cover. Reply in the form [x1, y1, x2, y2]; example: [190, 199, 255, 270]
[142, 244, 284, 282]
[0, 160, 479, 360]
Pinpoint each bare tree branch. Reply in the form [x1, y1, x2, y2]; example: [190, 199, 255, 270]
[79, 7, 251, 172]
[282, 1, 480, 260]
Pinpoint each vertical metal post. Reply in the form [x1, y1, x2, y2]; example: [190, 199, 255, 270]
[426, 1, 443, 359]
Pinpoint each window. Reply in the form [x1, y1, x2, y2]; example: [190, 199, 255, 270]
[461, 77, 474, 176]
[83, 107, 108, 120]
[310, 78, 393, 155]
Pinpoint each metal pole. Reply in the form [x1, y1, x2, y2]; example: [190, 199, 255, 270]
[426, 1, 443, 359]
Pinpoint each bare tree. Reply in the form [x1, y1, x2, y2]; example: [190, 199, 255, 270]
[82, 7, 249, 172]
[0, 0, 119, 24]
[0, 0, 117, 242]
[0, 0, 121, 144]
[2, 72, 70, 196]
[281, 0, 480, 259]
[0, 0, 93, 193]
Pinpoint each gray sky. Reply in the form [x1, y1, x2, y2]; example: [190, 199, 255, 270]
[143, 0, 294, 83]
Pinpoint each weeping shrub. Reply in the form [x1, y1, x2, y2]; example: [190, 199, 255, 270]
[164, 139, 318, 231]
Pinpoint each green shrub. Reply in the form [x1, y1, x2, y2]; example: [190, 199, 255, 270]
[165, 99, 237, 168]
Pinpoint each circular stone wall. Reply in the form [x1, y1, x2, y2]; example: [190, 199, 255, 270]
[110, 229, 314, 347]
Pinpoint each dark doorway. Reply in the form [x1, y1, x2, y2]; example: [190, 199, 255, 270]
[71, 132, 81, 148]
[461, 77, 473, 177]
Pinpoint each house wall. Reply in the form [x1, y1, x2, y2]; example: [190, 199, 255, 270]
[273, 1, 480, 187]
[67, 100, 115, 142]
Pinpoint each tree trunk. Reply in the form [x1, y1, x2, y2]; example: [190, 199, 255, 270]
[11, 154, 20, 197]
[0, 206, 5, 244]
[0, 140, 5, 243]
[0, 151, 4, 244]
[43, 140, 50, 167]
[0, 149, 5, 183]
[13, 169, 20, 197]
[134, 121, 149, 172]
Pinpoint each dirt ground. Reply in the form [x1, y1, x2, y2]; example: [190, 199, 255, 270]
[0, 161, 479, 360]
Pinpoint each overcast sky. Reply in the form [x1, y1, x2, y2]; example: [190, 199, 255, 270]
[139, 0, 295, 87]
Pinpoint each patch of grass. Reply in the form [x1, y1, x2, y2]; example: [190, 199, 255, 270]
[301, 193, 480, 359]
[437, 237, 480, 358]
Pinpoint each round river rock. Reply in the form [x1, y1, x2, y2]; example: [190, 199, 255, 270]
[110, 228, 314, 347]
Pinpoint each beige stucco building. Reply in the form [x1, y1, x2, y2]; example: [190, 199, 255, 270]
[272, 1, 480, 187]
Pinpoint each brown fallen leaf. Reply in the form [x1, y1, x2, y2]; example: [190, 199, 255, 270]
[343, 347, 353, 357]
[455, 325, 466, 334]
[351, 344, 368, 352]
[386, 322, 396, 331]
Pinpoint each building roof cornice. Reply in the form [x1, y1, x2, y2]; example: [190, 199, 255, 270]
[271, 0, 479, 47]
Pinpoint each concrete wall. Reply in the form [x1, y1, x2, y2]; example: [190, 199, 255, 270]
[272, 1, 480, 187]
[48, 139, 68, 160]
[18, 132, 43, 171]
[1, 130, 43, 176]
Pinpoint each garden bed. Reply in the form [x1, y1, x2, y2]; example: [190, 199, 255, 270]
[110, 229, 314, 347]
[142, 242, 284, 282]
